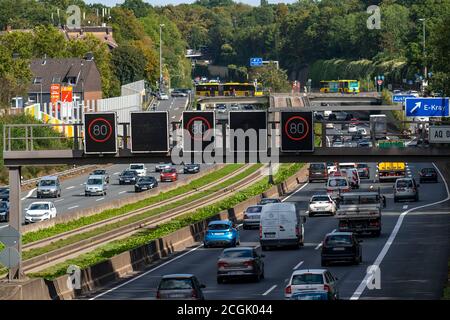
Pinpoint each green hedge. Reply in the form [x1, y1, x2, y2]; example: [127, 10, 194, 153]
[29, 163, 303, 279]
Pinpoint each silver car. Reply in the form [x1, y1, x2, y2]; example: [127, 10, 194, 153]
[394, 178, 419, 202]
[217, 247, 265, 283]
[85, 175, 108, 196]
[243, 205, 263, 229]
[36, 176, 61, 198]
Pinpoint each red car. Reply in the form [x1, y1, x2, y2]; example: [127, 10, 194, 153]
[160, 167, 178, 182]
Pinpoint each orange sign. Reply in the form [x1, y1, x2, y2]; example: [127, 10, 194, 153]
[61, 86, 73, 102]
[50, 84, 60, 105]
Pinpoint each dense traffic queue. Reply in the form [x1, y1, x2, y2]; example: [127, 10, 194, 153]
[155, 161, 439, 301]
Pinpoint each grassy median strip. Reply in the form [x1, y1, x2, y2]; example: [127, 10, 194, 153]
[21, 164, 263, 261]
[22, 164, 244, 245]
[29, 163, 302, 279]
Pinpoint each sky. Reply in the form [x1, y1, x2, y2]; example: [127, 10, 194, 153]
[85, 1, 298, 7]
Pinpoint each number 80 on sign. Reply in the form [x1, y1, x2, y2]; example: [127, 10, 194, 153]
[281, 111, 314, 152]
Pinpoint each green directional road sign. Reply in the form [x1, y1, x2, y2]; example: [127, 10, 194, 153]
[378, 140, 405, 149]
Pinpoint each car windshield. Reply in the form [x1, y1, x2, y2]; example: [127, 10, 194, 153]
[328, 179, 347, 187]
[0, 202, 7, 209]
[310, 164, 325, 170]
[292, 274, 324, 285]
[208, 223, 230, 230]
[325, 235, 352, 245]
[422, 168, 436, 173]
[246, 206, 262, 213]
[130, 165, 144, 170]
[159, 278, 193, 290]
[29, 203, 49, 210]
[397, 180, 413, 188]
[186, 164, 198, 167]
[139, 177, 155, 183]
[357, 164, 368, 169]
[221, 249, 252, 258]
[93, 170, 105, 175]
[39, 180, 55, 186]
[312, 196, 330, 202]
[87, 179, 103, 185]
[162, 168, 175, 173]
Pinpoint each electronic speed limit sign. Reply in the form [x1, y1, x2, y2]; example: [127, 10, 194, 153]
[84, 112, 117, 154]
[182, 111, 215, 152]
[281, 111, 314, 152]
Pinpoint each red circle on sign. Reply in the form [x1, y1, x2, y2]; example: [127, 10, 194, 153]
[284, 116, 309, 141]
[186, 116, 212, 141]
[88, 118, 113, 143]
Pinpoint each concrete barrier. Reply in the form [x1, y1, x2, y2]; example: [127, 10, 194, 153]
[22, 165, 224, 233]
[3, 165, 308, 299]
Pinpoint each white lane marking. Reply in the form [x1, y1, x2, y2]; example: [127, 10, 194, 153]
[315, 243, 322, 250]
[293, 261, 304, 270]
[67, 205, 79, 210]
[96, 197, 105, 202]
[331, 229, 336, 233]
[113, 172, 120, 175]
[282, 182, 309, 202]
[402, 205, 408, 209]
[54, 198, 64, 203]
[262, 285, 277, 296]
[90, 243, 204, 300]
[66, 186, 75, 190]
[351, 162, 450, 300]
[118, 191, 127, 195]
[80, 184, 84, 186]
[21, 188, 36, 200]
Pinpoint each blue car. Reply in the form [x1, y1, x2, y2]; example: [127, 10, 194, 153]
[204, 220, 240, 248]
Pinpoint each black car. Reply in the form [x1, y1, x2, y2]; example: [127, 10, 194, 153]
[135, 176, 158, 192]
[0, 188, 9, 202]
[183, 164, 200, 174]
[419, 167, 438, 183]
[118, 170, 139, 185]
[321, 232, 362, 266]
[0, 201, 9, 222]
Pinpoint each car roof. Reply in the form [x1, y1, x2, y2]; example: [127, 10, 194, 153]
[161, 274, 195, 279]
[223, 247, 253, 252]
[262, 202, 296, 211]
[292, 269, 327, 275]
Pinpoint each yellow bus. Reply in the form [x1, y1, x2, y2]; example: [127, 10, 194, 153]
[195, 82, 264, 97]
[195, 83, 220, 96]
[320, 80, 360, 93]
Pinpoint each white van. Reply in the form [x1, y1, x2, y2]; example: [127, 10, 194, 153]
[259, 203, 306, 251]
[326, 176, 351, 199]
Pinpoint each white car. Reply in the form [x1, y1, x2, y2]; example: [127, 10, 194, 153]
[129, 164, 147, 177]
[326, 123, 334, 129]
[307, 195, 336, 217]
[348, 124, 358, 133]
[326, 162, 337, 174]
[157, 92, 169, 100]
[285, 269, 339, 300]
[24, 201, 57, 224]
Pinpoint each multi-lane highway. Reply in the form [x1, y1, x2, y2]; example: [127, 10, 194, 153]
[87, 162, 449, 300]
[1, 96, 192, 226]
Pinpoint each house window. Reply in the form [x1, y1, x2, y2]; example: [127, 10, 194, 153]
[52, 76, 61, 83]
[33, 77, 42, 84]
[65, 77, 77, 85]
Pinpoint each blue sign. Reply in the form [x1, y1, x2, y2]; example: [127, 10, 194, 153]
[405, 98, 450, 117]
[250, 57, 263, 67]
[393, 95, 415, 103]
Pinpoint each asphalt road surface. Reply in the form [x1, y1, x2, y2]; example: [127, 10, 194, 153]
[87, 162, 450, 300]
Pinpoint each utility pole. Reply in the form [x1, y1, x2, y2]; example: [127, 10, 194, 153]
[159, 24, 165, 92]
[419, 18, 427, 93]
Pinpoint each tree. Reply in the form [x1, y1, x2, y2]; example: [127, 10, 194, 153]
[32, 25, 67, 58]
[111, 44, 147, 85]
[121, 0, 152, 18]
[249, 64, 290, 93]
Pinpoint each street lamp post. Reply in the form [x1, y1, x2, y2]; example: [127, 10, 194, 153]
[159, 24, 165, 92]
